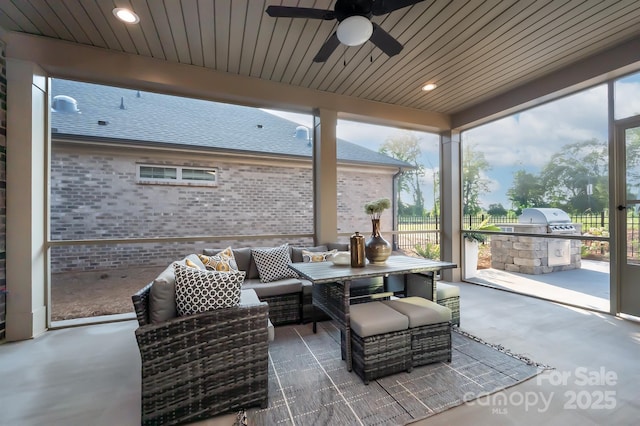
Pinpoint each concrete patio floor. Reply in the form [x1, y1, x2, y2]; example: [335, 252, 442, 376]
[3, 281, 638, 426]
[469, 260, 610, 312]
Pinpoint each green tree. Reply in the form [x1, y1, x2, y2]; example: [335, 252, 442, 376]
[540, 139, 608, 213]
[507, 170, 546, 215]
[487, 203, 508, 216]
[462, 144, 491, 215]
[379, 132, 425, 215]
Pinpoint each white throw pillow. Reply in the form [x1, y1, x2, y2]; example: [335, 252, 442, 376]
[173, 262, 245, 316]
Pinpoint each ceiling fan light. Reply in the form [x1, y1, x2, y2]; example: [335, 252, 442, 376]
[337, 16, 373, 46]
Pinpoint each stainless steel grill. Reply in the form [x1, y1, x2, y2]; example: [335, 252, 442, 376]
[518, 208, 577, 234]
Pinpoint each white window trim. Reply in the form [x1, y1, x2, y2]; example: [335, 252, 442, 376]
[136, 164, 218, 187]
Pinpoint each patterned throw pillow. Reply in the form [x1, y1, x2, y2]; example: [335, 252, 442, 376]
[198, 247, 238, 271]
[198, 254, 236, 272]
[302, 248, 337, 263]
[173, 262, 245, 316]
[251, 244, 298, 283]
[185, 258, 204, 269]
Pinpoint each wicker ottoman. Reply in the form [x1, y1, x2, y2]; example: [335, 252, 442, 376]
[436, 282, 460, 326]
[382, 297, 452, 367]
[342, 301, 412, 384]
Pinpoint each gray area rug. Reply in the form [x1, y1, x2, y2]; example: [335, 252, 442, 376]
[247, 322, 546, 425]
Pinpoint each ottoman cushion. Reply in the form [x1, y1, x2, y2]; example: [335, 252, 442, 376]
[382, 297, 451, 328]
[349, 301, 408, 338]
[437, 282, 460, 300]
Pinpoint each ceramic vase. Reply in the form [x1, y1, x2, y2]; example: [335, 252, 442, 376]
[365, 219, 392, 264]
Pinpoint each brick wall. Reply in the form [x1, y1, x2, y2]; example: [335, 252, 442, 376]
[50, 144, 393, 272]
[0, 40, 6, 339]
[337, 170, 393, 237]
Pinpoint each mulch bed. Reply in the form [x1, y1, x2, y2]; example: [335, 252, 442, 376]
[50, 265, 165, 321]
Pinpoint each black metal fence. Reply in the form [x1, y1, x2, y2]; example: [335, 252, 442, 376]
[396, 209, 640, 261]
[397, 211, 640, 261]
[396, 215, 439, 250]
[460, 211, 609, 230]
[397, 211, 612, 251]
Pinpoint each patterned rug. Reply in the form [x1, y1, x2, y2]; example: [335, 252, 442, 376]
[246, 322, 548, 425]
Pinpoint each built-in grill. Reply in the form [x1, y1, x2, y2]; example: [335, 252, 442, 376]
[518, 208, 577, 234]
[491, 208, 582, 274]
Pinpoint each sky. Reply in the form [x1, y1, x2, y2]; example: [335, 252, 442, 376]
[264, 70, 640, 212]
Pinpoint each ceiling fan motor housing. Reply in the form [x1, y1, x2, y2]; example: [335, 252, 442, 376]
[334, 0, 374, 22]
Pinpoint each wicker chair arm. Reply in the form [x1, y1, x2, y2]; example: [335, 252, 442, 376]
[132, 283, 153, 326]
[134, 302, 270, 425]
[135, 302, 269, 359]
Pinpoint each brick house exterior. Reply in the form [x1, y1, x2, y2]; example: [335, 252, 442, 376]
[50, 79, 408, 273]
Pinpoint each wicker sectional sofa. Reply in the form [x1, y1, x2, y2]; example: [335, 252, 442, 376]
[202, 243, 384, 326]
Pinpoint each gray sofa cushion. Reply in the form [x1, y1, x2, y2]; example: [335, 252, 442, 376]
[232, 247, 255, 277]
[149, 254, 205, 324]
[242, 278, 303, 298]
[327, 242, 349, 251]
[239, 288, 261, 306]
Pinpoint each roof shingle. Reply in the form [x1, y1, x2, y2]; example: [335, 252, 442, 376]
[50, 79, 410, 168]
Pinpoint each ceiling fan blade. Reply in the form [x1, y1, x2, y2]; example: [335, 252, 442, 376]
[371, 0, 427, 16]
[369, 23, 403, 57]
[313, 32, 340, 62]
[266, 6, 335, 20]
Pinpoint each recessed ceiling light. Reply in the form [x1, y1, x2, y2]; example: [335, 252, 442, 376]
[113, 8, 140, 24]
[421, 83, 437, 92]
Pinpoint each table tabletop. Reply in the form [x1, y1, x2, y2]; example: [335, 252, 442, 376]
[289, 255, 456, 284]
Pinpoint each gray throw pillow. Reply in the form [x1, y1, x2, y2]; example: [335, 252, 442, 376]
[328, 242, 349, 252]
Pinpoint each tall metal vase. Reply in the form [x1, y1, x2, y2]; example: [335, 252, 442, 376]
[365, 219, 392, 264]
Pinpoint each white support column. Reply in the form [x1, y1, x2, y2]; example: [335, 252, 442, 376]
[440, 130, 462, 282]
[6, 59, 48, 341]
[313, 109, 338, 245]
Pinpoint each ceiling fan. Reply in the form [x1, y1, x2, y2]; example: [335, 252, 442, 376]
[266, 0, 426, 62]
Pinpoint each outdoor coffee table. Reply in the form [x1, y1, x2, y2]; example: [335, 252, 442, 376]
[289, 255, 456, 371]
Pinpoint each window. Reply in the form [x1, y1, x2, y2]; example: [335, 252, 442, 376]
[137, 164, 217, 186]
[614, 71, 640, 120]
[139, 166, 177, 180]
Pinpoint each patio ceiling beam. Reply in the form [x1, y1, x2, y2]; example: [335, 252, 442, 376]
[2, 31, 450, 134]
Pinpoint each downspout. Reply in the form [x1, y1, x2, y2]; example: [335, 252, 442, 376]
[392, 168, 405, 250]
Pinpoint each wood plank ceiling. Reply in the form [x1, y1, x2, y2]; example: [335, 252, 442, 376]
[2, 0, 640, 115]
